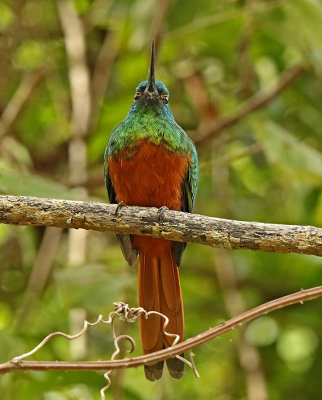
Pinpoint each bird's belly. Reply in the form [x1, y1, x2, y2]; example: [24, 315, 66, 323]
[107, 139, 190, 210]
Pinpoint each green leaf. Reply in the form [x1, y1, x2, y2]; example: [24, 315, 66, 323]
[253, 120, 322, 184]
[0, 165, 76, 199]
[0, 4, 14, 32]
[282, 0, 322, 68]
[13, 40, 48, 70]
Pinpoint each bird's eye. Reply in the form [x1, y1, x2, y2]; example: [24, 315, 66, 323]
[134, 92, 141, 100]
[161, 94, 168, 104]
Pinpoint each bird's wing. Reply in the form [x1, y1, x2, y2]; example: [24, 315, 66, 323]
[172, 144, 198, 266]
[104, 164, 117, 204]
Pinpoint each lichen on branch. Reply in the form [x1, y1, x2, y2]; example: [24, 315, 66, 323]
[0, 195, 321, 256]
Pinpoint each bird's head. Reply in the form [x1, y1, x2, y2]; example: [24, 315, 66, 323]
[133, 39, 170, 106]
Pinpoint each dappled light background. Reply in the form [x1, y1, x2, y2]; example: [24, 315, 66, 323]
[0, 0, 321, 399]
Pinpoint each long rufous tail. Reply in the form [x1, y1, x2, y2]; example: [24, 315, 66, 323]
[138, 249, 184, 381]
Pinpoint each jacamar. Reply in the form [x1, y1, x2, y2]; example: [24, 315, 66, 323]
[104, 40, 198, 381]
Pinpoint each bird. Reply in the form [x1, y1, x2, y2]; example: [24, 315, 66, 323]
[104, 40, 198, 381]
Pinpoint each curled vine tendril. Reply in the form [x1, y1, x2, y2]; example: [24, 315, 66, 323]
[11, 302, 199, 399]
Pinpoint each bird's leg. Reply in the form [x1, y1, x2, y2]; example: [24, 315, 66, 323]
[157, 206, 169, 223]
[115, 201, 125, 217]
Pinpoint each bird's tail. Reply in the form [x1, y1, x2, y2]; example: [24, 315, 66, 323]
[138, 249, 184, 381]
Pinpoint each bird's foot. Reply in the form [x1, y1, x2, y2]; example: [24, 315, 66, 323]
[157, 206, 169, 223]
[115, 201, 125, 217]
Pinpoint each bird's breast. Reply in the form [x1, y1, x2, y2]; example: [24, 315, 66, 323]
[107, 139, 190, 210]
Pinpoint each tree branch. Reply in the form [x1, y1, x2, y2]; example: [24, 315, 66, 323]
[0, 286, 321, 374]
[165, 1, 281, 41]
[0, 67, 49, 139]
[195, 64, 305, 147]
[0, 195, 321, 256]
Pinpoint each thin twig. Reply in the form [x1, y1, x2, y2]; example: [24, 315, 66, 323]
[165, 9, 243, 41]
[9, 302, 197, 399]
[0, 67, 49, 139]
[195, 64, 305, 147]
[199, 143, 262, 171]
[0, 286, 320, 373]
[165, 1, 281, 41]
[0, 195, 321, 256]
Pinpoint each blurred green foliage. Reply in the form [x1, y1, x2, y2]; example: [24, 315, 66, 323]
[0, 0, 321, 399]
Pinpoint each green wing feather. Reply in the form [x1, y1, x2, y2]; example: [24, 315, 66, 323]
[172, 141, 198, 266]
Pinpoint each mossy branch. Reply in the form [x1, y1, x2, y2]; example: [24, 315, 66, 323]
[0, 195, 321, 256]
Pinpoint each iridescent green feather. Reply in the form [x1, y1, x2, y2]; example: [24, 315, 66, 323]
[104, 80, 198, 266]
[104, 80, 198, 206]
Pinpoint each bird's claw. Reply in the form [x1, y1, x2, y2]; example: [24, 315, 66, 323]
[115, 201, 125, 217]
[157, 206, 169, 223]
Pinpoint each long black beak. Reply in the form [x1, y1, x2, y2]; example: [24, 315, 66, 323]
[146, 39, 157, 94]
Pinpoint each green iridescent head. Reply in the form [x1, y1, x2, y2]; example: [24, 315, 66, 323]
[133, 39, 170, 106]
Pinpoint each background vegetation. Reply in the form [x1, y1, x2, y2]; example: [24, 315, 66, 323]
[0, 0, 321, 399]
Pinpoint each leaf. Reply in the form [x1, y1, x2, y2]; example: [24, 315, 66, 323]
[253, 120, 322, 184]
[0, 164, 77, 199]
[282, 0, 322, 68]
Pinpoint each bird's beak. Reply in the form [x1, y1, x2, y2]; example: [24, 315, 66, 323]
[145, 39, 158, 98]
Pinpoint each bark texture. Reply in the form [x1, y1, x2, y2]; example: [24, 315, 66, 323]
[0, 195, 321, 256]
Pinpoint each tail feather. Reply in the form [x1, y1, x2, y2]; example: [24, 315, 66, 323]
[159, 251, 184, 348]
[138, 249, 184, 381]
[138, 254, 163, 353]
